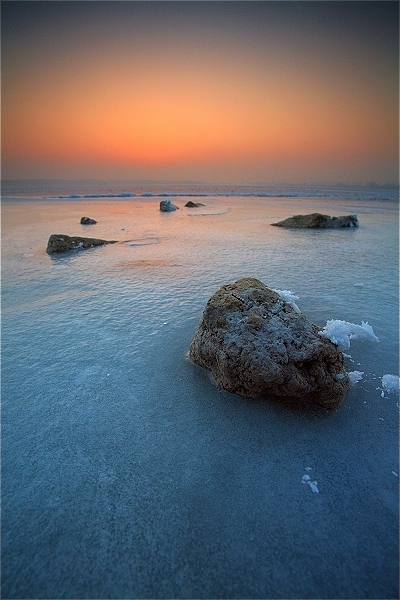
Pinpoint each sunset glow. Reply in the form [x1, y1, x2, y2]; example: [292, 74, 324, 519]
[2, 1, 398, 184]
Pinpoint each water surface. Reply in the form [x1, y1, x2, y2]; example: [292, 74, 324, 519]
[2, 188, 398, 598]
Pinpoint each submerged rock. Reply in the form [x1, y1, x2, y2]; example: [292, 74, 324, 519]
[185, 201, 205, 207]
[46, 234, 118, 253]
[271, 213, 359, 228]
[188, 278, 349, 409]
[80, 216, 97, 225]
[160, 199, 179, 212]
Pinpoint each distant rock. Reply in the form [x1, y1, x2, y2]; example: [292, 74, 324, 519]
[188, 278, 349, 409]
[271, 213, 359, 228]
[80, 217, 97, 225]
[160, 199, 179, 212]
[185, 201, 205, 207]
[46, 234, 118, 253]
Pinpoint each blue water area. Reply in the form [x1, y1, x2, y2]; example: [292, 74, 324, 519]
[1, 187, 398, 599]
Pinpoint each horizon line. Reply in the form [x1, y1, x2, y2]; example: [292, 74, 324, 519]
[1, 178, 399, 189]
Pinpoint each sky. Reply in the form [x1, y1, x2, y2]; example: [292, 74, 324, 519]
[2, 1, 399, 185]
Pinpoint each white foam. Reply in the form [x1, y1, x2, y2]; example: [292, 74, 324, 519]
[318, 319, 379, 351]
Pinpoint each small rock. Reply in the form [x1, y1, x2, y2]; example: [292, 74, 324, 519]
[160, 199, 179, 212]
[185, 201, 205, 208]
[46, 234, 118, 253]
[271, 213, 359, 228]
[188, 278, 349, 409]
[80, 217, 97, 225]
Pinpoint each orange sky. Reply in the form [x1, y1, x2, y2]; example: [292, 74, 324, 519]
[2, 1, 398, 184]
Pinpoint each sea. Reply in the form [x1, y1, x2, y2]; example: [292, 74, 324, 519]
[1, 180, 399, 599]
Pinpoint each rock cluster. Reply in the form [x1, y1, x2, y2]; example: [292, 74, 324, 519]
[271, 213, 359, 228]
[160, 199, 179, 212]
[46, 234, 117, 253]
[188, 278, 349, 409]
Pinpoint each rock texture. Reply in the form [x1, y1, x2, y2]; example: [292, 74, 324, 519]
[188, 278, 349, 409]
[46, 234, 118, 253]
[80, 217, 97, 225]
[160, 199, 179, 212]
[185, 201, 205, 207]
[271, 213, 359, 228]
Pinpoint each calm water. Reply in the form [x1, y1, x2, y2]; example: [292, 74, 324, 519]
[1, 183, 399, 599]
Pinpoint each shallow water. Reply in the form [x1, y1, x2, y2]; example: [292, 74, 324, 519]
[2, 189, 399, 598]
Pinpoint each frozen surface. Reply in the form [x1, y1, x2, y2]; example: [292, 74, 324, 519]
[1, 184, 399, 599]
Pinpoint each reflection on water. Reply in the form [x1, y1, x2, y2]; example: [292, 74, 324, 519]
[124, 238, 160, 246]
[114, 258, 179, 269]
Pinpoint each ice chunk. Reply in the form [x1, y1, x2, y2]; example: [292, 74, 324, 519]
[318, 319, 379, 351]
[348, 371, 364, 385]
[335, 373, 347, 380]
[381, 374, 400, 394]
[302, 474, 319, 493]
[308, 481, 319, 493]
[273, 289, 301, 313]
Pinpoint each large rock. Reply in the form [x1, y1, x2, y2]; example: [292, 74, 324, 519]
[46, 234, 118, 253]
[160, 199, 179, 212]
[188, 278, 349, 409]
[271, 213, 359, 228]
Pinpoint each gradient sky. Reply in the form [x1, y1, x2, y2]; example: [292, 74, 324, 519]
[2, 1, 399, 184]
